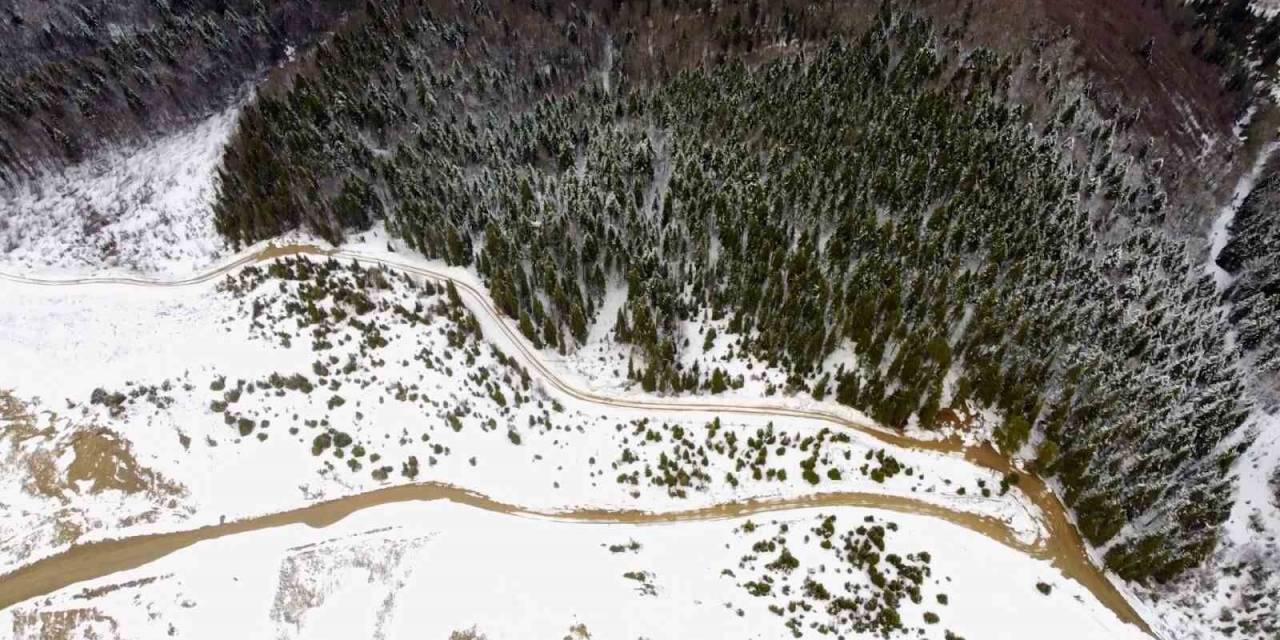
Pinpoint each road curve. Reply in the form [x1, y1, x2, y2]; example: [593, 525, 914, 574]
[0, 245, 1153, 635]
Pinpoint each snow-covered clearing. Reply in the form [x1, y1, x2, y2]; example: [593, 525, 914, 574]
[0, 250, 1037, 578]
[0, 224, 1169, 640]
[0, 500, 1149, 640]
[0, 108, 236, 278]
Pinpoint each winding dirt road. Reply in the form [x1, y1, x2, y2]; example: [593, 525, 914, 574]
[0, 244, 1152, 635]
[0, 484, 1031, 614]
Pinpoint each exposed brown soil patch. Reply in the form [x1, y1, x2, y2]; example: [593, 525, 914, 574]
[0, 392, 53, 442]
[1035, 0, 1237, 154]
[9, 607, 119, 640]
[934, 406, 978, 430]
[2, 393, 183, 504]
[65, 429, 182, 497]
[1, 391, 186, 554]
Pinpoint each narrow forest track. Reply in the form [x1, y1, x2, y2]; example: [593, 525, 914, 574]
[0, 244, 1154, 635]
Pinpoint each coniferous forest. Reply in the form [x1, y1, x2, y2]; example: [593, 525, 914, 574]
[204, 0, 1279, 586]
[1218, 156, 1280, 395]
[0, 0, 358, 183]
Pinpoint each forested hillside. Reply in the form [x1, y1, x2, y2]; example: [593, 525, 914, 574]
[0, 0, 357, 184]
[1219, 155, 1280, 408]
[206, 0, 1267, 589]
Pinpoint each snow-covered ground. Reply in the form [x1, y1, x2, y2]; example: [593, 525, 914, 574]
[1206, 139, 1279, 290]
[0, 226, 1190, 640]
[0, 108, 236, 278]
[0, 55, 1262, 638]
[0, 500, 1148, 640]
[0, 250, 1038, 579]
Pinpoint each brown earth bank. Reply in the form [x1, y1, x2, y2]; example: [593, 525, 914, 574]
[1, 391, 187, 560]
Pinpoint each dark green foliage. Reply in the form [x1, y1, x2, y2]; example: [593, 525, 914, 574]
[1180, 0, 1280, 89]
[709, 368, 728, 394]
[734, 514, 939, 637]
[994, 415, 1032, 454]
[311, 432, 331, 455]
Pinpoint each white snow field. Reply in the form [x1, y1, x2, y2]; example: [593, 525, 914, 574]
[0, 108, 237, 278]
[0, 224, 1160, 640]
[0, 245, 1039, 578]
[0, 500, 1148, 640]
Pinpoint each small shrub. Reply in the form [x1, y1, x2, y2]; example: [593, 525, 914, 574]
[311, 433, 332, 455]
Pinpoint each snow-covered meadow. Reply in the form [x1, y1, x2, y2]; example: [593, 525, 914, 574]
[0, 247, 1039, 580]
[0, 500, 1148, 640]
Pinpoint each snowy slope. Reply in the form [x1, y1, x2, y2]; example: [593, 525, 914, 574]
[0, 251, 1038, 578]
[0, 108, 236, 278]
